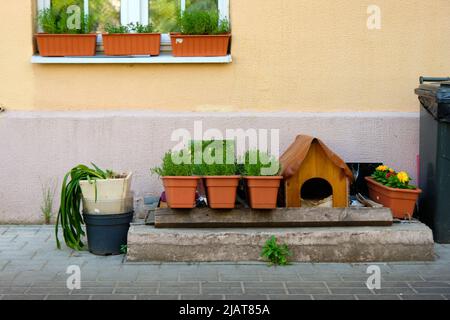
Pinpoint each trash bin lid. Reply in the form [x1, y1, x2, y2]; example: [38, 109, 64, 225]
[415, 81, 450, 121]
[415, 82, 450, 103]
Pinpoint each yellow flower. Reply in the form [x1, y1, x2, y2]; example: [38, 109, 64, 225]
[397, 171, 409, 184]
[389, 168, 395, 173]
[376, 165, 388, 172]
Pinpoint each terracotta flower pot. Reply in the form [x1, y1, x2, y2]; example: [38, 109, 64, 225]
[35, 33, 97, 57]
[205, 176, 240, 209]
[245, 176, 283, 209]
[102, 33, 161, 56]
[170, 33, 230, 57]
[365, 177, 422, 219]
[162, 176, 200, 209]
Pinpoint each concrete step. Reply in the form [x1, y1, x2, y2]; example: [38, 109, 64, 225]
[127, 222, 434, 263]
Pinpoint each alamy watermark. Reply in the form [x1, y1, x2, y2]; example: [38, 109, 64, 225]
[66, 5, 82, 30]
[169, 121, 280, 175]
[366, 265, 382, 290]
[367, 5, 381, 30]
[66, 265, 81, 290]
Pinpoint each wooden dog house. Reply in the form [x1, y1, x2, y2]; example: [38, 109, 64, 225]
[280, 135, 353, 208]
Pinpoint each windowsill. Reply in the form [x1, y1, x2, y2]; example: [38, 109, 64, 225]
[31, 52, 232, 64]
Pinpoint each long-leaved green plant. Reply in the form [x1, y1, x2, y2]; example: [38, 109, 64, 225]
[56, 163, 117, 250]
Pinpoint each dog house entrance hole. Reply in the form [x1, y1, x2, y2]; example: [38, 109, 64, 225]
[300, 178, 333, 207]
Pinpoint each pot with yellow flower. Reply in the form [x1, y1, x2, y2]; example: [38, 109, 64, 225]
[365, 165, 422, 219]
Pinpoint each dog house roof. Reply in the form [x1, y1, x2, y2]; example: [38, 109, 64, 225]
[280, 135, 353, 180]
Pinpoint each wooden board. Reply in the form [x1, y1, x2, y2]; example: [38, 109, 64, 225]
[154, 207, 393, 228]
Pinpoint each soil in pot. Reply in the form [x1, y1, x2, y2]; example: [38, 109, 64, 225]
[35, 34, 97, 57]
[205, 176, 240, 209]
[162, 176, 200, 209]
[170, 33, 230, 57]
[83, 212, 133, 256]
[245, 176, 283, 209]
[365, 177, 422, 219]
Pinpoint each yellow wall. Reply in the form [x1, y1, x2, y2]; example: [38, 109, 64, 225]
[1, 1, 450, 112]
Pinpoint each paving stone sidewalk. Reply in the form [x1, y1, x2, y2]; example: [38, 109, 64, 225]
[1, 225, 449, 300]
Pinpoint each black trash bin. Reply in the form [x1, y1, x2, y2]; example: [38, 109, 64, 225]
[415, 77, 450, 243]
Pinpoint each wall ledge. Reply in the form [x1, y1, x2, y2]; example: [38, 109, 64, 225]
[31, 53, 232, 64]
[1, 110, 419, 119]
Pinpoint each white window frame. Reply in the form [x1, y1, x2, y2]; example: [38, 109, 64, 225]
[37, 0, 230, 47]
[37, 1, 148, 25]
[121, 0, 149, 25]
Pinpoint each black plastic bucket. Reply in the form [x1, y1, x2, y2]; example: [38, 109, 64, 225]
[83, 212, 133, 256]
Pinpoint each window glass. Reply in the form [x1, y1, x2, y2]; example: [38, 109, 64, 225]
[186, 0, 218, 12]
[149, 0, 219, 33]
[89, 0, 120, 32]
[149, 0, 179, 33]
[51, 0, 83, 12]
[49, 0, 222, 34]
[51, 0, 120, 33]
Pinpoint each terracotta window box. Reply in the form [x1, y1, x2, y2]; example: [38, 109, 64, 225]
[170, 33, 231, 57]
[35, 34, 97, 57]
[102, 33, 161, 56]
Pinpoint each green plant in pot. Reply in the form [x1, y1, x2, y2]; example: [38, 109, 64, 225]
[365, 165, 422, 220]
[192, 140, 240, 209]
[36, 7, 96, 57]
[152, 149, 200, 209]
[103, 22, 161, 56]
[242, 150, 283, 209]
[171, 9, 230, 57]
[56, 164, 133, 255]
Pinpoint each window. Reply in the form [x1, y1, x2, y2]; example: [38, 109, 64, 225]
[38, 0, 230, 43]
[38, 0, 121, 33]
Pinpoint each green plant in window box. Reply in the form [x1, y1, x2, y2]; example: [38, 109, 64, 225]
[132, 22, 155, 34]
[36, 7, 96, 57]
[170, 9, 231, 57]
[178, 10, 229, 35]
[104, 22, 155, 34]
[104, 24, 129, 34]
[103, 22, 161, 56]
[37, 8, 93, 34]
